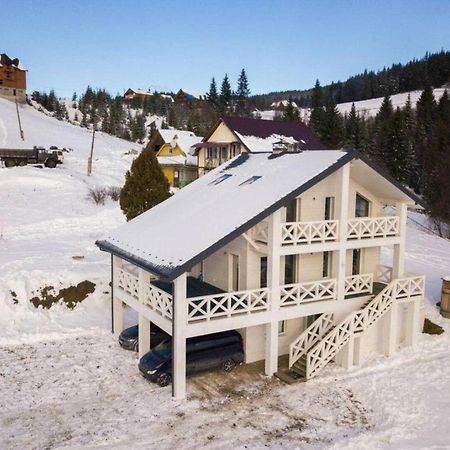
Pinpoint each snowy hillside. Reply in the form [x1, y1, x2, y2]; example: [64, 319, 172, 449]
[255, 88, 448, 122]
[336, 88, 447, 118]
[1, 96, 450, 449]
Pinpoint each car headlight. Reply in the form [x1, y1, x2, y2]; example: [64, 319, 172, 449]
[147, 370, 157, 375]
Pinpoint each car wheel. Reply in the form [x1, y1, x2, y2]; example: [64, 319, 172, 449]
[19, 160, 27, 166]
[157, 372, 172, 387]
[222, 359, 236, 372]
[133, 341, 139, 352]
[5, 160, 15, 168]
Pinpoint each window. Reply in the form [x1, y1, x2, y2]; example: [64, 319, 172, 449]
[173, 170, 180, 188]
[231, 143, 240, 157]
[306, 314, 321, 327]
[322, 251, 331, 278]
[355, 193, 370, 218]
[285, 198, 298, 222]
[230, 254, 239, 291]
[260, 257, 267, 288]
[284, 255, 297, 284]
[220, 146, 228, 161]
[352, 249, 361, 275]
[325, 197, 335, 220]
[209, 173, 232, 185]
[207, 147, 218, 159]
[278, 320, 287, 335]
[239, 176, 262, 186]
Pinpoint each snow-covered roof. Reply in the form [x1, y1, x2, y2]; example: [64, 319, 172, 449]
[158, 129, 203, 156]
[124, 88, 152, 96]
[157, 154, 197, 167]
[271, 100, 298, 109]
[97, 150, 354, 278]
[235, 131, 303, 153]
[0, 53, 25, 70]
[178, 89, 206, 100]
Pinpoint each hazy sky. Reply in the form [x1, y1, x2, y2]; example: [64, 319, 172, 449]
[3, 0, 450, 97]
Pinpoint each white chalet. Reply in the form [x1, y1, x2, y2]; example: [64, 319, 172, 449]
[97, 149, 425, 399]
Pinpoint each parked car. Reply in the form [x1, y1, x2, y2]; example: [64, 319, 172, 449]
[138, 330, 244, 387]
[118, 324, 169, 352]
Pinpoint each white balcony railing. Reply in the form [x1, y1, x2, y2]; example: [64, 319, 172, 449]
[280, 279, 337, 307]
[347, 216, 399, 240]
[281, 220, 339, 245]
[344, 273, 373, 297]
[142, 282, 173, 319]
[117, 268, 139, 299]
[376, 264, 393, 283]
[187, 288, 270, 323]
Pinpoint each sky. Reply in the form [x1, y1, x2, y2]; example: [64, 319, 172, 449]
[2, 0, 450, 98]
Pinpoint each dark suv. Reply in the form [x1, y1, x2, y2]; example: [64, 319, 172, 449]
[118, 324, 169, 352]
[138, 330, 244, 386]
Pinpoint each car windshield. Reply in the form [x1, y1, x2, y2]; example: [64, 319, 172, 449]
[152, 340, 172, 359]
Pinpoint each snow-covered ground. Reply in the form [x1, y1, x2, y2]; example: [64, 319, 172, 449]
[1, 97, 450, 449]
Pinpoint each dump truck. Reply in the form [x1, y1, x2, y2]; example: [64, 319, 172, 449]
[0, 146, 63, 168]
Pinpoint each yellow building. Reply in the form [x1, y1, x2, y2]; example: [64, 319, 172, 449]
[155, 130, 202, 188]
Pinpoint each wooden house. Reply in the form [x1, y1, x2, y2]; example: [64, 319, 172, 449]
[97, 148, 424, 399]
[0, 53, 26, 103]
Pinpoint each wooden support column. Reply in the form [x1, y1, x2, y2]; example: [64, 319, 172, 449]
[383, 303, 398, 356]
[405, 299, 421, 347]
[392, 202, 407, 279]
[354, 335, 363, 367]
[334, 164, 350, 301]
[172, 272, 187, 399]
[265, 209, 281, 376]
[341, 335, 354, 369]
[138, 313, 151, 358]
[112, 256, 124, 337]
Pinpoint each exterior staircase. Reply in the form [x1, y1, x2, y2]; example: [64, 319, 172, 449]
[288, 275, 424, 380]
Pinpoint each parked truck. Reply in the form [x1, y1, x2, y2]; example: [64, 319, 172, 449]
[0, 146, 64, 168]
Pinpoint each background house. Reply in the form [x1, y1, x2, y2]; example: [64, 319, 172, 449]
[191, 116, 326, 175]
[175, 89, 207, 102]
[122, 88, 152, 103]
[154, 129, 203, 188]
[0, 53, 26, 103]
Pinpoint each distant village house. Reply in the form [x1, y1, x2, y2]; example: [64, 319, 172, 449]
[175, 89, 207, 103]
[123, 88, 152, 103]
[0, 53, 26, 103]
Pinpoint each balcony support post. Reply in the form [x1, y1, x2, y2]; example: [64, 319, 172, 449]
[138, 268, 151, 358]
[392, 202, 407, 279]
[265, 209, 281, 376]
[112, 256, 124, 338]
[172, 272, 187, 399]
[333, 164, 350, 301]
[405, 297, 421, 347]
[383, 303, 398, 356]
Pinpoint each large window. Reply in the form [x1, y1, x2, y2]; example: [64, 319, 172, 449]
[207, 147, 218, 159]
[230, 254, 239, 291]
[260, 256, 267, 288]
[355, 193, 370, 218]
[325, 196, 335, 220]
[352, 249, 361, 275]
[284, 255, 297, 284]
[322, 251, 331, 278]
[285, 198, 298, 222]
[278, 320, 287, 335]
[220, 146, 228, 161]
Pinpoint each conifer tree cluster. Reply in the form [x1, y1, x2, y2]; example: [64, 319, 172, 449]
[31, 90, 69, 121]
[119, 147, 171, 221]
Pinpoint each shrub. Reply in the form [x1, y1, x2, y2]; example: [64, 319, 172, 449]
[88, 187, 107, 205]
[107, 186, 121, 201]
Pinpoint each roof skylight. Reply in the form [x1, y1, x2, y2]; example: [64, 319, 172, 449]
[209, 174, 232, 186]
[239, 176, 262, 186]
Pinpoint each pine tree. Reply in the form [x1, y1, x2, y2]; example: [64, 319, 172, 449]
[119, 148, 171, 221]
[282, 97, 299, 122]
[344, 103, 364, 150]
[208, 77, 218, 105]
[320, 100, 343, 148]
[72, 92, 77, 102]
[236, 69, 250, 115]
[309, 80, 326, 137]
[220, 74, 232, 113]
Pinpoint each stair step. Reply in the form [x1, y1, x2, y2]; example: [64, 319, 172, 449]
[275, 369, 305, 384]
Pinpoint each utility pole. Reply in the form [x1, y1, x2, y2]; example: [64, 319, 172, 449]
[87, 125, 96, 176]
[15, 98, 24, 140]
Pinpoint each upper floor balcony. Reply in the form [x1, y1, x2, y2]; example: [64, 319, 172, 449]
[250, 215, 400, 249]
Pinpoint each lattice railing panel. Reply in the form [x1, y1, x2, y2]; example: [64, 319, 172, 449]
[251, 221, 269, 243]
[187, 288, 270, 323]
[117, 268, 139, 299]
[344, 273, 373, 297]
[142, 282, 173, 319]
[347, 216, 399, 240]
[289, 313, 334, 367]
[281, 279, 337, 307]
[281, 220, 338, 245]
